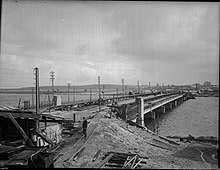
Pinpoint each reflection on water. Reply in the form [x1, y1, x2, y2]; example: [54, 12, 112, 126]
[146, 97, 218, 138]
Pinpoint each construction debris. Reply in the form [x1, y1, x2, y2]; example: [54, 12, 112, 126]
[72, 147, 85, 161]
[92, 149, 101, 162]
[97, 152, 148, 169]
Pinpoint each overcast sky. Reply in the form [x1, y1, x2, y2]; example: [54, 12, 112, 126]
[0, 1, 219, 88]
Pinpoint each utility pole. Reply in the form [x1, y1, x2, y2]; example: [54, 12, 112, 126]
[31, 87, 34, 108]
[90, 88, 92, 101]
[116, 88, 118, 97]
[68, 83, 70, 104]
[73, 88, 75, 103]
[102, 85, 105, 99]
[47, 90, 50, 108]
[98, 76, 101, 112]
[137, 81, 140, 94]
[34, 67, 40, 130]
[125, 85, 127, 95]
[122, 78, 124, 96]
[50, 70, 55, 104]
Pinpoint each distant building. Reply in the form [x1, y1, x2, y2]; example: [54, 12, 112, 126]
[203, 81, 211, 86]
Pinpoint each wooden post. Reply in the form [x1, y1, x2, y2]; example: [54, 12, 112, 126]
[34, 67, 40, 130]
[98, 76, 101, 112]
[18, 98, 21, 109]
[48, 90, 50, 108]
[90, 88, 92, 101]
[68, 83, 70, 104]
[73, 113, 75, 123]
[73, 88, 75, 103]
[102, 85, 105, 99]
[32, 88, 34, 108]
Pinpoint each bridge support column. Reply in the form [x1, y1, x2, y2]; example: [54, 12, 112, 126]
[120, 104, 127, 121]
[174, 100, 177, 107]
[136, 97, 144, 126]
[151, 111, 156, 120]
[178, 99, 181, 105]
[169, 103, 172, 110]
[159, 106, 165, 114]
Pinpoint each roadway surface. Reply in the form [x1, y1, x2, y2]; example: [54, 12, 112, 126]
[54, 110, 105, 168]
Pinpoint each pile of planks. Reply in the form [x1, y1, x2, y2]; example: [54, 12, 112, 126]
[97, 152, 148, 169]
[0, 145, 24, 160]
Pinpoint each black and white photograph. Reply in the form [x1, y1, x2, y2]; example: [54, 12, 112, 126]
[0, 0, 219, 169]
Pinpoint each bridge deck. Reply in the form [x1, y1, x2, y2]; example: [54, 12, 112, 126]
[116, 95, 156, 105]
[143, 94, 184, 114]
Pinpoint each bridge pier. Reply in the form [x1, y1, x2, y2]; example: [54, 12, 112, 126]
[169, 103, 173, 110]
[174, 100, 177, 107]
[177, 99, 181, 105]
[164, 102, 173, 110]
[150, 111, 156, 120]
[136, 97, 144, 126]
[158, 106, 165, 114]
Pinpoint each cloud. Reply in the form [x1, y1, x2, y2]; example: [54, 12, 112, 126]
[0, 1, 219, 87]
[104, 3, 217, 64]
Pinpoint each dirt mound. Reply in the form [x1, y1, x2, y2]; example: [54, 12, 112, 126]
[97, 118, 172, 158]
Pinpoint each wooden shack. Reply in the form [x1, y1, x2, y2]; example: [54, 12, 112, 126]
[0, 108, 59, 168]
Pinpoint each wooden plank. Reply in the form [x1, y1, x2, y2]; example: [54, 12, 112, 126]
[123, 155, 137, 167]
[72, 147, 85, 161]
[104, 164, 123, 167]
[0, 149, 36, 168]
[95, 153, 114, 168]
[5, 113, 34, 147]
[35, 129, 53, 145]
[0, 111, 40, 119]
[0, 145, 20, 154]
[158, 135, 180, 145]
[92, 149, 101, 162]
[132, 158, 143, 169]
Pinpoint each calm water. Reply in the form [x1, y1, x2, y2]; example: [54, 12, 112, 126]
[147, 97, 219, 138]
[0, 93, 102, 107]
[1, 94, 218, 138]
